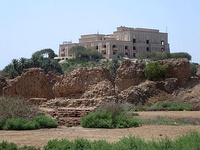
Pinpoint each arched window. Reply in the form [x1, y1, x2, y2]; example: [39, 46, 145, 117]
[112, 45, 116, 48]
[103, 45, 106, 48]
[125, 45, 128, 50]
[161, 48, 165, 52]
[146, 47, 150, 51]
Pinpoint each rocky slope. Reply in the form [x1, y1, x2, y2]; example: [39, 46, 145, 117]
[2, 58, 200, 125]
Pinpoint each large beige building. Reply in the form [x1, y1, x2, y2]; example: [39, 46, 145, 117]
[58, 26, 170, 59]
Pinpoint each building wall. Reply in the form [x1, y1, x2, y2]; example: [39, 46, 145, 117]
[58, 26, 170, 59]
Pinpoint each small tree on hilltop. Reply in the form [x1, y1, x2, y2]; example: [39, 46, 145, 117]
[144, 61, 169, 81]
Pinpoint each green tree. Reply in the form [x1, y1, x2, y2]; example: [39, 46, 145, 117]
[69, 46, 102, 61]
[32, 48, 57, 59]
[144, 61, 169, 81]
[170, 52, 191, 60]
[2, 49, 63, 78]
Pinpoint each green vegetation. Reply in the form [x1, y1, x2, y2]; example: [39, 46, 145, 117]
[61, 58, 99, 73]
[144, 61, 169, 81]
[140, 52, 192, 61]
[148, 101, 191, 111]
[138, 116, 192, 125]
[0, 97, 57, 130]
[3, 115, 58, 130]
[81, 101, 139, 128]
[2, 49, 63, 78]
[0, 141, 40, 150]
[190, 62, 198, 77]
[1, 131, 200, 150]
[61, 58, 120, 78]
[69, 46, 102, 61]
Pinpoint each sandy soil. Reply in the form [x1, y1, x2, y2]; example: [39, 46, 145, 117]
[0, 111, 200, 148]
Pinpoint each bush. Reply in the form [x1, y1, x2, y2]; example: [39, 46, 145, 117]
[3, 118, 39, 130]
[44, 139, 72, 150]
[113, 136, 148, 150]
[81, 101, 139, 128]
[90, 140, 113, 150]
[0, 96, 40, 124]
[18, 146, 40, 150]
[144, 61, 169, 81]
[3, 115, 57, 130]
[34, 115, 58, 128]
[148, 101, 191, 111]
[73, 138, 91, 150]
[0, 141, 18, 150]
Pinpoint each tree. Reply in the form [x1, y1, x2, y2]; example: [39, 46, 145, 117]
[2, 49, 63, 78]
[32, 48, 57, 59]
[170, 52, 191, 60]
[69, 46, 102, 61]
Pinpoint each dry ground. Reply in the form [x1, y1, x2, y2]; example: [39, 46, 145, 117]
[0, 111, 200, 148]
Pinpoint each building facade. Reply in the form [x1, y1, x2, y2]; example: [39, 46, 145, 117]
[58, 26, 170, 59]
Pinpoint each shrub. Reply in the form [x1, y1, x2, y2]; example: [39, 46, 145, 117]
[3, 118, 39, 130]
[172, 131, 200, 150]
[18, 146, 40, 150]
[3, 115, 57, 130]
[44, 139, 72, 150]
[113, 136, 148, 150]
[144, 61, 169, 81]
[0, 96, 40, 124]
[34, 115, 58, 128]
[148, 101, 191, 111]
[81, 101, 139, 128]
[90, 140, 113, 150]
[73, 138, 91, 150]
[0, 141, 18, 150]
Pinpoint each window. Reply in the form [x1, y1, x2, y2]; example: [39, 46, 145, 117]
[96, 46, 98, 50]
[125, 52, 128, 56]
[133, 46, 136, 50]
[161, 41, 164, 45]
[133, 38, 136, 43]
[103, 45, 106, 48]
[112, 45, 116, 48]
[125, 45, 128, 50]
[113, 52, 116, 55]
[146, 47, 150, 51]
[103, 52, 106, 55]
[146, 40, 149, 44]
[161, 48, 165, 52]
[133, 53, 136, 57]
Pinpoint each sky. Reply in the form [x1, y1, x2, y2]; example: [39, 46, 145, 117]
[0, 0, 200, 70]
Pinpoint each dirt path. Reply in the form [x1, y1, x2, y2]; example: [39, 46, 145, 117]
[0, 111, 200, 148]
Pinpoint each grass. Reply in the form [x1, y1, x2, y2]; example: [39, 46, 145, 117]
[134, 115, 200, 126]
[1, 131, 200, 150]
[148, 101, 191, 111]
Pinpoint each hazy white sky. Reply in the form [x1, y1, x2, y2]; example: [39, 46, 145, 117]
[0, 0, 200, 69]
